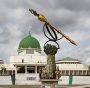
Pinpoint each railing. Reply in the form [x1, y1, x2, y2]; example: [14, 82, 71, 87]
[0, 70, 15, 76]
[60, 70, 90, 76]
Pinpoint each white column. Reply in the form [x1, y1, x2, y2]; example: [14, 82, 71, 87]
[15, 66, 17, 75]
[25, 66, 27, 74]
[15, 65, 17, 79]
[65, 70, 66, 75]
[82, 70, 83, 75]
[78, 70, 79, 75]
[35, 66, 37, 74]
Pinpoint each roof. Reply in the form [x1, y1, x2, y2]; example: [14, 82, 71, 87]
[18, 35, 40, 49]
[61, 57, 79, 61]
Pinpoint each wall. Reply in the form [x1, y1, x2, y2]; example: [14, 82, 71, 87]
[59, 76, 90, 85]
[0, 75, 90, 85]
[0, 76, 12, 85]
[15, 74, 41, 85]
[73, 76, 90, 85]
[10, 55, 46, 63]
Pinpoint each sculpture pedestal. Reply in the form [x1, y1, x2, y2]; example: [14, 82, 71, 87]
[40, 79, 59, 88]
[39, 44, 60, 88]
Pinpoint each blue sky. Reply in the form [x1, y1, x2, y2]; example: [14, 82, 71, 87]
[0, 0, 90, 64]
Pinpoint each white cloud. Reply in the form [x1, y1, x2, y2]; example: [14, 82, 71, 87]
[0, 0, 90, 64]
[9, 8, 24, 19]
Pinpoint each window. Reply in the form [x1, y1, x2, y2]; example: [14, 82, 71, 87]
[70, 70, 73, 75]
[83, 70, 86, 75]
[8, 71, 12, 75]
[74, 70, 77, 75]
[89, 66, 90, 70]
[17, 66, 25, 73]
[87, 70, 90, 76]
[79, 70, 82, 75]
[27, 66, 35, 73]
[66, 70, 69, 75]
[62, 70, 65, 75]
[22, 59, 24, 63]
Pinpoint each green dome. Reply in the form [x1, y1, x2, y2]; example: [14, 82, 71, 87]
[61, 57, 79, 61]
[18, 35, 40, 49]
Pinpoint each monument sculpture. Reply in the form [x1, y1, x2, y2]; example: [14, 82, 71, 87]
[29, 9, 77, 88]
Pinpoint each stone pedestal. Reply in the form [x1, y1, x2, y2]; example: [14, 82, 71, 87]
[41, 79, 59, 88]
[39, 44, 60, 88]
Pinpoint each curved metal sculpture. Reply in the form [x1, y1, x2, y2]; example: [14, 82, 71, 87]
[29, 9, 77, 48]
[29, 9, 77, 81]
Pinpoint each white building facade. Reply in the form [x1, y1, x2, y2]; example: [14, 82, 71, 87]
[0, 34, 90, 85]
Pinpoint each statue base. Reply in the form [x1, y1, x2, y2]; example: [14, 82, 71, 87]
[40, 79, 59, 88]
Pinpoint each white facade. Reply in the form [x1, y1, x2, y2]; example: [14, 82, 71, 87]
[0, 47, 90, 85]
[57, 62, 89, 70]
[0, 76, 12, 85]
[0, 35, 90, 85]
[10, 48, 46, 64]
[9, 48, 47, 85]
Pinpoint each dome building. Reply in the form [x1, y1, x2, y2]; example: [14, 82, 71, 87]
[10, 34, 46, 63]
[0, 34, 90, 85]
[10, 34, 46, 85]
[18, 34, 41, 54]
[56, 57, 89, 75]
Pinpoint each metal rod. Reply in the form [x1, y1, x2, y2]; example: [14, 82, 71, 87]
[29, 9, 77, 46]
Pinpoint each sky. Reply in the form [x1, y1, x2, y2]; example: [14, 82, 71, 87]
[0, 0, 90, 64]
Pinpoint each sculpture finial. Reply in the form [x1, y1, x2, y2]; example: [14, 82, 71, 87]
[29, 9, 77, 46]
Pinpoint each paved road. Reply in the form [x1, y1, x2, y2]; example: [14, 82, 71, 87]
[0, 85, 90, 88]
